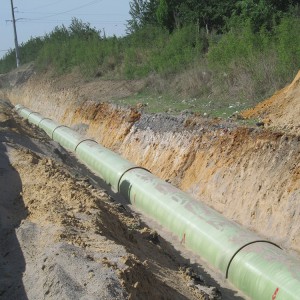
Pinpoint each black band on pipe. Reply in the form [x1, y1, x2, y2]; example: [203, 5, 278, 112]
[74, 139, 98, 152]
[37, 117, 53, 128]
[117, 167, 151, 193]
[225, 240, 282, 279]
[27, 111, 38, 117]
[51, 125, 68, 139]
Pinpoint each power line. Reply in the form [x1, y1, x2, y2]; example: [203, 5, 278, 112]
[2, 0, 128, 52]
[19, 11, 127, 17]
[18, 18, 125, 24]
[25, 0, 104, 21]
[33, 0, 66, 10]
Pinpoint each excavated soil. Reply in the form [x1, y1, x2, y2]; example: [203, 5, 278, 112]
[0, 100, 227, 300]
[0, 65, 300, 299]
[241, 70, 300, 135]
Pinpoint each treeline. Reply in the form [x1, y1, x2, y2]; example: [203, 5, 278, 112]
[128, 0, 298, 33]
[0, 0, 300, 105]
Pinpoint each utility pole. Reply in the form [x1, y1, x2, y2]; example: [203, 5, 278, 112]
[10, 0, 20, 67]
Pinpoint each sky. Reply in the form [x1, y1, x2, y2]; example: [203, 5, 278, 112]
[1, 0, 131, 58]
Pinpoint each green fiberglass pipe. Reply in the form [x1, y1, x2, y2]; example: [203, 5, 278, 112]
[15, 104, 300, 300]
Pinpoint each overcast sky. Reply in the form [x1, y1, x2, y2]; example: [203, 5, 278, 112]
[1, 0, 131, 58]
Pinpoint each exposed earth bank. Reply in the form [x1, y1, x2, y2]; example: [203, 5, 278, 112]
[1, 66, 299, 253]
[0, 65, 299, 299]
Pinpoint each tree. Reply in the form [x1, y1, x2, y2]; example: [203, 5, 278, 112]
[156, 0, 181, 30]
[68, 18, 100, 40]
[127, 0, 181, 33]
[231, 0, 300, 32]
[127, 0, 300, 34]
[156, 0, 169, 27]
[127, 0, 159, 32]
[176, 0, 236, 33]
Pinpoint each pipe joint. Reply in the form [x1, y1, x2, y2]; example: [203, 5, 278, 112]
[74, 139, 98, 152]
[225, 240, 282, 278]
[117, 166, 151, 193]
[27, 111, 39, 119]
[51, 125, 68, 140]
[37, 117, 52, 127]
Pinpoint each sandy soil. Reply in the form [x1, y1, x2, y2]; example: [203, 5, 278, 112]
[241, 70, 300, 135]
[0, 100, 231, 299]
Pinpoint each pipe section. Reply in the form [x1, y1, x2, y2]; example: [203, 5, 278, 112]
[76, 140, 139, 191]
[16, 104, 300, 300]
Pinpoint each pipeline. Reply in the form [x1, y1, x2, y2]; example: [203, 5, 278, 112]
[15, 104, 300, 300]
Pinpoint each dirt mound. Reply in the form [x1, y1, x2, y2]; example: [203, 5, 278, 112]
[241, 71, 300, 135]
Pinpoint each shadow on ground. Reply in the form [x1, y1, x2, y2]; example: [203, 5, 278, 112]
[0, 141, 28, 299]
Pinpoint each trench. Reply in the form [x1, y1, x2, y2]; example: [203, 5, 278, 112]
[4, 72, 300, 255]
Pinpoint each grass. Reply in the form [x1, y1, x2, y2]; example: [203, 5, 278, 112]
[111, 89, 253, 118]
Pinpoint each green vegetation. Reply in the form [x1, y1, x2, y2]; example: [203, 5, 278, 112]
[1, 1, 300, 115]
[0, 36, 44, 73]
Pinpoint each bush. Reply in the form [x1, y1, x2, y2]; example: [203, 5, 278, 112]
[122, 24, 207, 78]
[275, 16, 300, 80]
[0, 50, 16, 73]
[0, 37, 44, 73]
[36, 20, 104, 75]
[207, 15, 300, 100]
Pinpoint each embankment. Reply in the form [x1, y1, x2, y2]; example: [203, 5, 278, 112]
[1, 67, 299, 255]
